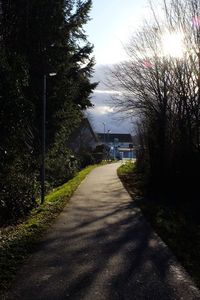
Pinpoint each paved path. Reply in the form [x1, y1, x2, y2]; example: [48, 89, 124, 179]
[5, 163, 200, 300]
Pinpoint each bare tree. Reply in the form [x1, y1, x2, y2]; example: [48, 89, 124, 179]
[109, 0, 200, 192]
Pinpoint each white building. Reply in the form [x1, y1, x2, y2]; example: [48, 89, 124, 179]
[97, 133, 136, 160]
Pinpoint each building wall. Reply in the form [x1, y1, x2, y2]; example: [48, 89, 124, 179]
[119, 150, 136, 159]
[108, 143, 136, 160]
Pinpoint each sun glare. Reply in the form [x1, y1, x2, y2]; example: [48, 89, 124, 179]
[161, 32, 184, 58]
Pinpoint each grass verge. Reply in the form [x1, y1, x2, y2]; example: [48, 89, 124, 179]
[118, 161, 200, 288]
[0, 164, 101, 294]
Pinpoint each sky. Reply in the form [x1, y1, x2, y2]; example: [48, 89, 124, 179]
[84, 0, 150, 134]
[85, 0, 150, 65]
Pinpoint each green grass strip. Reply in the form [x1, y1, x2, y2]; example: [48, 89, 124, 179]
[0, 164, 99, 294]
[117, 161, 135, 176]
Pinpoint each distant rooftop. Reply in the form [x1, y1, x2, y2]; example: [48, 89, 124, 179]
[97, 133, 133, 143]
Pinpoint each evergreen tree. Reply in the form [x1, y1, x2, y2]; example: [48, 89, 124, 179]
[0, 0, 97, 224]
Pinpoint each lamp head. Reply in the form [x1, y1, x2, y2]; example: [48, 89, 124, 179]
[49, 73, 57, 77]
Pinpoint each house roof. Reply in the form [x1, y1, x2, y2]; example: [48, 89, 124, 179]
[97, 133, 133, 143]
[69, 117, 99, 145]
[82, 118, 99, 142]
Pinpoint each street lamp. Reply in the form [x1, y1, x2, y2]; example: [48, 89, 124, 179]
[107, 129, 111, 145]
[102, 122, 106, 144]
[107, 130, 111, 160]
[41, 72, 56, 204]
[107, 129, 111, 146]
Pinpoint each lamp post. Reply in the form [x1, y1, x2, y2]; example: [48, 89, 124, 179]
[107, 130, 111, 159]
[41, 73, 56, 204]
[107, 129, 111, 145]
[102, 122, 106, 144]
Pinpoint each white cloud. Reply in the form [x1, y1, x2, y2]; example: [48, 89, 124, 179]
[94, 89, 122, 95]
[87, 64, 134, 133]
[92, 105, 114, 115]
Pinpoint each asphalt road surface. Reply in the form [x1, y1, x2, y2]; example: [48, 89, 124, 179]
[4, 163, 200, 300]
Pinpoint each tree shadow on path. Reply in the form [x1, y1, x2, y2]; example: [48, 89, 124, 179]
[5, 193, 200, 300]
